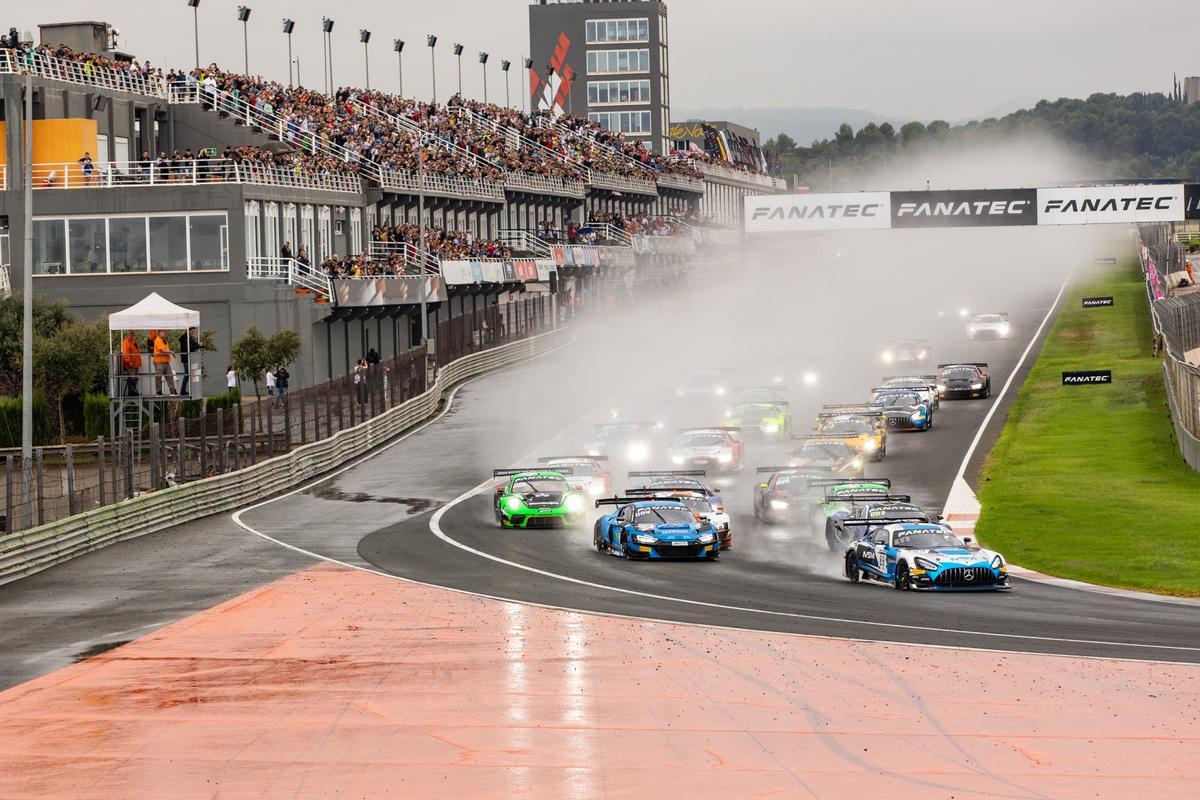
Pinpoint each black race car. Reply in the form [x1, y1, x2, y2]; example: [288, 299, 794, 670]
[827, 497, 938, 551]
[752, 466, 829, 524]
[936, 363, 991, 400]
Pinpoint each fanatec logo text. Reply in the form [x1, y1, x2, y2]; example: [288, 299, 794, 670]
[751, 204, 882, 221]
[1044, 196, 1174, 213]
[896, 200, 1030, 218]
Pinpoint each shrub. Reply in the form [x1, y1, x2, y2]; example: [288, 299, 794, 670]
[0, 392, 51, 447]
[82, 392, 109, 440]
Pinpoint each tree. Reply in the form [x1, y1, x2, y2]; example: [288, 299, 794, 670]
[231, 327, 302, 399]
[0, 294, 71, 396]
[33, 316, 110, 442]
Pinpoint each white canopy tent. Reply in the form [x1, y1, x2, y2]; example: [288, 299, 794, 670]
[108, 292, 200, 331]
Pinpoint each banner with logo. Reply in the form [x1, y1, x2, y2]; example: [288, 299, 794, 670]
[480, 261, 505, 283]
[891, 189, 1036, 228]
[1037, 185, 1184, 226]
[441, 261, 475, 285]
[551, 246, 566, 267]
[744, 191, 892, 233]
[514, 259, 538, 281]
[535, 260, 555, 281]
[332, 276, 446, 306]
[502, 261, 516, 282]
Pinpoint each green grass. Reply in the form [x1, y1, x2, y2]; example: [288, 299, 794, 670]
[976, 261, 1200, 596]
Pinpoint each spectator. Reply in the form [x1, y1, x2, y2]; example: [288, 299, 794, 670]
[178, 326, 200, 395]
[152, 330, 177, 395]
[77, 152, 95, 185]
[281, 241, 293, 260]
[226, 365, 238, 394]
[265, 366, 277, 399]
[353, 358, 369, 411]
[274, 364, 289, 406]
[121, 331, 142, 397]
[366, 348, 381, 366]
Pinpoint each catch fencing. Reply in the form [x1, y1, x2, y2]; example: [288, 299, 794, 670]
[0, 295, 550, 534]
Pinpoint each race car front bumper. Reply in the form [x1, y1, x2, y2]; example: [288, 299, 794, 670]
[672, 456, 740, 473]
[940, 387, 987, 399]
[910, 565, 1009, 590]
[500, 511, 584, 529]
[627, 541, 721, 559]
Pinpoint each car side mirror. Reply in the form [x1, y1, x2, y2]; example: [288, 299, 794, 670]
[962, 535, 974, 544]
[758, 482, 768, 489]
[495, 487, 505, 495]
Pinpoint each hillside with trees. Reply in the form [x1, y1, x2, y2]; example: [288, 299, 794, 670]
[765, 92, 1200, 190]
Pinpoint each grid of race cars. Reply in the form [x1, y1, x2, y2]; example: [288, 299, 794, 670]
[491, 313, 1011, 592]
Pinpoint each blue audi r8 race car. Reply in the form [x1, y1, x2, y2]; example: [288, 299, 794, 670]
[867, 388, 934, 431]
[592, 496, 721, 560]
[843, 523, 1009, 591]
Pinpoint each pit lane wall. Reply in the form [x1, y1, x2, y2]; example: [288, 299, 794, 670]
[0, 329, 570, 587]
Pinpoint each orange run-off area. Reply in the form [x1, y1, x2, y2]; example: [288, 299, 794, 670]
[0, 563, 1196, 799]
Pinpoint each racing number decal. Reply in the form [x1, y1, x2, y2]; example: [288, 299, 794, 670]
[875, 547, 888, 571]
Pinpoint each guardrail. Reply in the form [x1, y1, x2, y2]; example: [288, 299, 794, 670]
[0, 264, 10, 298]
[0, 320, 564, 586]
[584, 221, 634, 246]
[31, 159, 362, 194]
[497, 230, 553, 257]
[695, 161, 778, 188]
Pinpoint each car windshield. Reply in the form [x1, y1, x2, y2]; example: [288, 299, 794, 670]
[974, 315, 1005, 323]
[594, 425, 642, 440]
[514, 477, 567, 493]
[822, 419, 872, 434]
[650, 477, 705, 491]
[893, 529, 964, 549]
[885, 379, 926, 390]
[674, 496, 711, 514]
[547, 461, 598, 476]
[633, 506, 697, 525]
[732, 403, 780, 420]
[870, 505, 924, 519]
[678, 432, 727, 446]
[873, 393, 919, 407]
[943, 367, 979, 379]
[795, 442, 854, 459]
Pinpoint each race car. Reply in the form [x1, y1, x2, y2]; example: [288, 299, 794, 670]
[629, 470, 727, 515]
[936, 363, 991, 399]
[867, 388, 934, 431]
[593, 496, 721, 560]
[823, 493, 935, 551]
[966, 313, 1011, 339]
[787, 434, 865, 477]
[583, 422, 660, 464]
[880, 375, 940, 410]
[675, 369, 732, 400]
[768, 359, 821, 389]
[752, 465, 830, 525]
[730, 385, 790, 405]
[725, 400, 792, 438]
[808, 479, 893, 549]
[627, 487, 732, 548]
[816, 406, 887, 460]
[844, 522, 1010, 591]
[608, 399, 670, 431]
[669, 427, 744, 473]
[880, 339, 931, 369]
[492, 468, 586, 528]
[537, 456, 612, 498]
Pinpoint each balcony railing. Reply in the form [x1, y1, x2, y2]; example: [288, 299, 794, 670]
[0, 48, 167, 97]
[588, 171, 658, 196]
[31, 159, 362, 193]
[497, 230, 553, 257]
[504, 171, 587, 198]
[696, 161, 777, 188]
[247, 256, 332, 298]
[377, 169, 506, 203]
[656, 172, 706, 194]
[0, 264, 10, 299]
[367, 241, 440, 274]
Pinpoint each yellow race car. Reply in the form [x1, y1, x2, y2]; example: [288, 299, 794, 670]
[815, 406, 887, 461]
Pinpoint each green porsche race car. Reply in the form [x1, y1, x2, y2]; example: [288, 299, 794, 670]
[725, 400, 792, 438]
[493, 468, 587, 528]
[807, 478, 894, 548]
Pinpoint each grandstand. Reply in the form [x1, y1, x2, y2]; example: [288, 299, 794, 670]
[0, 22, 782, 390]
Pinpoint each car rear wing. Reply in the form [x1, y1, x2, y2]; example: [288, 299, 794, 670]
[807, 477, 892, 488]
[677, 426, 742, 433]
[595, 495, 688, 508]
[791, 433, 859, 441]
[840, 516, 931, 527]
[537, 455, 609, 463]
[817, 408, 884, 419]
[882, 375, 938, 383]
[626, 487, 706, 498]
[628, 470, 706, 478]
[824, 491, 911, 503]
[493, 467, 574, 478]
[936, 362, 989, 369]
[756, 465, 828, 474]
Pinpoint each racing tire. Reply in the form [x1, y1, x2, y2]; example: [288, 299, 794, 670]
[824, 519, 843, 553]
[619, 532, 632, 560]
[844, 551, 860, 582]
[893, 562, 911, 591]
[593, 521, 606, 553]
[984, 387, 991, 399]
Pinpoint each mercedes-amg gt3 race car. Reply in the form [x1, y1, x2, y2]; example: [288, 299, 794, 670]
[880, 375, 940, 410]
[816, 407, 887, 460]
[725, 400, 792, 438]
[936, 363, 992, 399]
[537, 456, 612, 498]
[593, 497, 721, 560]
[844, 523, 1009, 591]
[787, 435, 865, 476]
[493, 468, 586, 528]
[966, 313, 1011, 339]
[669, 427, 744, 472]
[868, 388, 934, 431]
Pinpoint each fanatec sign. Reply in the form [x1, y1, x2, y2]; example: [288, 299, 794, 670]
[891, 189, 1036, 228]
[745, 183, 1195, 233]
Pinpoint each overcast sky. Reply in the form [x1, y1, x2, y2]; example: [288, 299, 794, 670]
[9, 0, 1195, 123]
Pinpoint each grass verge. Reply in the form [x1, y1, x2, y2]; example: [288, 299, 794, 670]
[976, 260, 1200, 596]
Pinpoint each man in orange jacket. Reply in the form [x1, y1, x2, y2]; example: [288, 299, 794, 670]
[152, 330, 178, 395]
[121, 332, 143, 397]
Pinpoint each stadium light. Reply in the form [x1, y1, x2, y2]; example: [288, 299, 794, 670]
[523, 56, 533, 112]
[236, 7, 251, 74]
[322, 17, 335, 96]
[479, 52, 489, 104]
[360, 29, 371, 90]
[452, 43, 464, 97]
[282, 19, 295, 86]
[427, 35, 438, 103]
[394, 39, 405, 96]
[187, 0, 200, 69]
[501, 59, 510, 108]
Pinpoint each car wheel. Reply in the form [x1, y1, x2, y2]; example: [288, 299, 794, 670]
[893, 562, 911, 591]
[825, 519, 842, 553]
[619, 532, 631, 559]
[593, 521, 606, 552]
[844, 551, 860, 582]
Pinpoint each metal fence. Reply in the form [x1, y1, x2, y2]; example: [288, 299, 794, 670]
[0, 296, 552, 533]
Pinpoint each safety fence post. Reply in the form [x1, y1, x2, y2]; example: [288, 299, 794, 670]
[199, 410, 208, 478]
[4, 455, 12, 533]
[34, 449, 45, 526]
[97, 436, 106, 507]
[65, 444, 76, 517]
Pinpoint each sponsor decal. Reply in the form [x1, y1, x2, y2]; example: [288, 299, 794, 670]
[890, 189, 1037, 228]
[513, 259, 538, 281]
[1186, 183, 1200, 220]
[1062, 370, 1112, 385]
[1082, 296, 1114, 308]
[743, 191, 891, 233]
[1038, 185, 1184, 225]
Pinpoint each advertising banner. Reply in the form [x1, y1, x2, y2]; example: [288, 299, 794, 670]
[502, 261, 516, 282]
[480, 261, 505, 283]
[1082, 296, 1114, 308]
[332, 276, 446, 307]
[441, 261, 476, 285]
[744, 191, 891, 233]
[1185, 184, 1200, 220]
[514, 259, 538, 281]
[891, 189, 1036, 228]
[1037, 185, 1184, 225]
[535, 260, 555, 281]
[551, 246, 566, 267]
[1062, 370, 1112, 385]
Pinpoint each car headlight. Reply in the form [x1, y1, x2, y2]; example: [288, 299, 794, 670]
[697, 532, 716, 544]
[565, 494, 585, 513]
[587, 483, 605, 497]
[724, 409, 733, 418]
[802, 371, 818, 386]
[862, 438, 878, 452]
[772, 375, 784, 384]
[718, 452, 733, 464]
[586, 447, 601, 456]
[914, 556, 938, 570]
[763, 423, 780, 434]
[675, 388, 684, 396]
[504, 496, 524, 511]
[714, 386, 726, 396]
[970, 382, 983, 390]
[918, 350, 928, 359]
[936, 384, 946, 393]
[626, 442, 650, 462]
[634, 533, 658, 544]
[850, 456, 863, 469]
[959, 307, 970, 317]
[881, 351, 894, 363]
[671, 454, 685, 465]
[769, 499, 789, 510]
[991, 554, 1004, 569]
[999, 324, 1010, 334]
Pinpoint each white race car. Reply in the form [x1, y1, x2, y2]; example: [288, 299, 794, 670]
[966, 313, 1011, 339]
